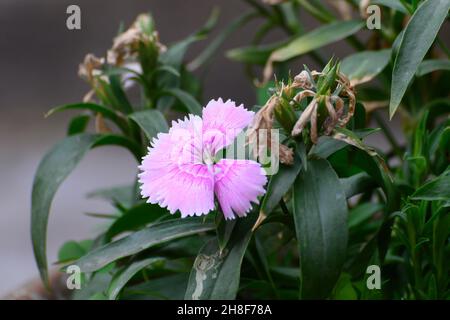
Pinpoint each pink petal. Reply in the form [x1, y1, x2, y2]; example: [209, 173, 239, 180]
[138, 116, 215, 217]
[213, 159, 267, 220]
[202, 98, 254, 154]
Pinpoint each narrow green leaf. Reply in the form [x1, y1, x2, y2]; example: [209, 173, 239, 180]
[129, 109, 168, 140]
[162, 88, 202, 115]
[106, 202, 169, 240]
[32, 133, 143, 284]
[411, 171, 450, 201]
[226, 42, 284, 65]
[293, 158, 348, 299]
[31, 134, 98, 284]
[185, 214, 256, 300]
[371, 0, 409, 14]
[390, 0, 450, 118]
[76, 218, 215, 272]
[67, 115, 90, 136]
[260, 154, 302, 215]
[188, 12, 256, 70]
[267, 20, 363, 70]
[341, 49, 392, 86]
[416, 59, 450, 76]
[339, 173, 376, 198]
[87, 184, 136, 208]
[46, 103, 127, 133]
[107, 257, 164, 300]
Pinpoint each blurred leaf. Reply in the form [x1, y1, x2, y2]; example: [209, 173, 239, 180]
[416, 59, 450, 77]
[371, 0, 409, 14]
[310, 128, 380, 159]
[332, 273, 357, 300]
[107, 257, 164, 300]
[123, 273, 189, 300]
[411, 171, 450, 201]
[293, 158, 348, 299]
[390, 0, 450, 118]
[341, 49, 392, 86]
[185, 214, 256, 300]
[265, 20, 363, 79]
[72, 272, 112, 300]
[261, 152, 302, 215]
[340, 172, 376, 198]
[226, 42, 285, 65]
[76, 218, 215, 272]
[188, 12, 256, 71]
[46, 102, 128, 133]
[87, 184, 136, 208]
[129, 109, 168, 140]
[106, 202, 169, 240]
[57, 240, 93, 263]
[162, 88, 202, 115]
[67, 115, 90, 135]
[349, 203, 384, 230]
[160, 8, 219, 69]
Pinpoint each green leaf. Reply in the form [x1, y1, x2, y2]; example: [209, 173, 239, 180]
[348, 203, 384, 230]
[129, 109, 168, 140]
[87, 184, 136, 208]
[76, 218, 215, 272]
[46, 103, 128, 133]
[266, 20, 363, 76]
[32, 133, 143, 284]
[260, 153, 302, 215]
[341, 49, 392, 86]
[67, 115, 90, 135]
[389, 0, 450, 118]
[161, 88, 202, 115]
[310, 128, 380, 159]
[416, 59, 450, 77]
[123, 273, 189, 300]
[57, 240, 93, 263]
[188, 12, 256, 70]
[340, 173, 376, 199]
[371, 0, 409, 14]
[185, 214, 256, 300]
[107, 257, 164, 300]
[159, 8, 219, 69]
[293, 158, 348, 299]
[31, 134, 99, 285]
[106, 202, 169, 240]
[411, 171, 450, 201]
[226, 42, 285, 65]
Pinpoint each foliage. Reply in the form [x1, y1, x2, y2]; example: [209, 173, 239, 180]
[32, 0, 449, 300]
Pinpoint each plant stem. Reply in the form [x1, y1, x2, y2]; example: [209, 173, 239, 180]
[279, 199, 290, 215]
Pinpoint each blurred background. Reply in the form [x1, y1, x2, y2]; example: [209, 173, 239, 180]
[0, 0, 410, 296]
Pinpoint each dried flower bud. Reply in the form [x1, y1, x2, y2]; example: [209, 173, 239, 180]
[293, 71, 313, 90]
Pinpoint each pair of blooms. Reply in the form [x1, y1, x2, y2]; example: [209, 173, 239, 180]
[139, 99, 268, 220]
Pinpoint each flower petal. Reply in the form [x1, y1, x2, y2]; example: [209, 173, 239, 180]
[213, 159, 267, 220]
[202, 98, 254, 153]
[139, 115, 215, 217]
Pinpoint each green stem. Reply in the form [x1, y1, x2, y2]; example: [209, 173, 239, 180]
[279, 199, 290, 215]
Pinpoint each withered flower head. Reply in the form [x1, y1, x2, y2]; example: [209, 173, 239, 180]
[248, 61, 356, 165]
[108, 13, 166, 66]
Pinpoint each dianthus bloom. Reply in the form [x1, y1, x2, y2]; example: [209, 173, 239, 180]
[139, 98, 267, 219]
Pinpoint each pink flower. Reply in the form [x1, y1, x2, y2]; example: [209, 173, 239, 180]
[138, 98, 267, 219]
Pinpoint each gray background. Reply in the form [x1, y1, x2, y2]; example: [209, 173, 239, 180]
[0, 0, 417, 295]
